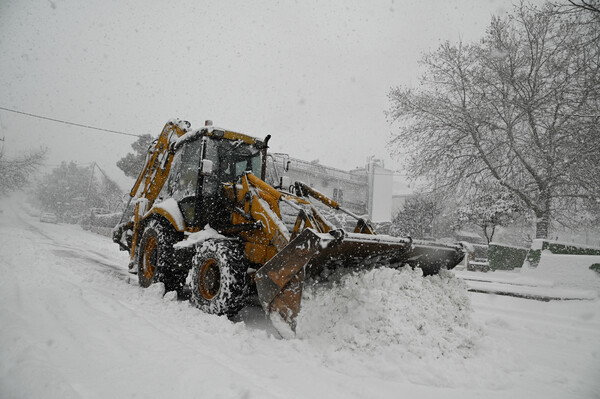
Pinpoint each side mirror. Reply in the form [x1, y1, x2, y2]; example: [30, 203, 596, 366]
[201, 159, 213, 176]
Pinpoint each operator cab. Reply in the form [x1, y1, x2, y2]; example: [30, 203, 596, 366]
[162, 126, 269, 229]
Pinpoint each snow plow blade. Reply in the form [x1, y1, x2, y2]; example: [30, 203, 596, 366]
[254, 228, 464, 332]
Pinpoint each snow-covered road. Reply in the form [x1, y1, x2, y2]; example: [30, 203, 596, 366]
[1, 198, 599, 399]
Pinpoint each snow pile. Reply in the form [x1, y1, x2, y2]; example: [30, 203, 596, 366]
[296, 267, 482, 360]
[173, 224, 229, 249]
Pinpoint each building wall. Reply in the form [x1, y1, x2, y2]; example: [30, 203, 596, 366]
[368, 165, 393, 223]
[267, 154, 402, 222]
[267, 154, 368, 215]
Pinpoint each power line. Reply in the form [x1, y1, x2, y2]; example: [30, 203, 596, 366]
[0, 106, 143, 138]
[39, 162, 94, 167]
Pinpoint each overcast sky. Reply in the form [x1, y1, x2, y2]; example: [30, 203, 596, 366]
[1, 0, 529, 190]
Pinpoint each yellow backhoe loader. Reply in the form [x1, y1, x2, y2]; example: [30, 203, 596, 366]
[113, 119, 464, 332]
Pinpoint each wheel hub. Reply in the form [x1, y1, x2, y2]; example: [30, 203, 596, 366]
[143, 236, 158, 279]
[198, 258, 220, 300]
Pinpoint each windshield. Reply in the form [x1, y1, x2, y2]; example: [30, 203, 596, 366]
[165, 136, 263, 227]
[204, 139, 262, 190]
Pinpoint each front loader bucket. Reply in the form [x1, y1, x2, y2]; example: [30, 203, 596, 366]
[404, 239, 466, 276]
[254, 229, 464, 333]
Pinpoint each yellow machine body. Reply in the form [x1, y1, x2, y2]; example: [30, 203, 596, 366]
[113, 119, 464, 332]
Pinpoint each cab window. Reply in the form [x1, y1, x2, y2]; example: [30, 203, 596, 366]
[203, 139, 262, 195]
[166, 138, 202, 224]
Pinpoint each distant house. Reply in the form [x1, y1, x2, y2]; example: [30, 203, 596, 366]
[266, 154, 396, 222]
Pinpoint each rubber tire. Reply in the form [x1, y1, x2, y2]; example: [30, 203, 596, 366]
[190, 240, 250, 316]
[137, 219, 186, 294]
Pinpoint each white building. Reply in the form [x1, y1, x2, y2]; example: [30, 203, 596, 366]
[266, 154, 398, 222]
[365, 157, 393, 223]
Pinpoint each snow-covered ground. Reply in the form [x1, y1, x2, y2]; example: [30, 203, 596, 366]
[1, 197, 599, 399]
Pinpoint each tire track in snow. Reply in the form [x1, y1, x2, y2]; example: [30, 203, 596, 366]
[14, 206, 132, 282]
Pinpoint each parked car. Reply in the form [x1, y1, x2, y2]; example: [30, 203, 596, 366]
[40, 213, 58, 223]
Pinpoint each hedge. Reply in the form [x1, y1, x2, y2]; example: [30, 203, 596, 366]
[525, 240, 600, 268]
[488, 243, 529, 270]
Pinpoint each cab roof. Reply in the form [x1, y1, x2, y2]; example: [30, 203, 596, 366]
[169, 119, 269, 150]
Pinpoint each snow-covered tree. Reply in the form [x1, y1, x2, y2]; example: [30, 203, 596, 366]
[391, 193, 436, 239]
[388, 2, 600, 239]
[32, 162, 122, 221]
[116, 134, 153, 179]
[0, 148, 46, 196]
[456, 184, 524, 244]
[95, 165, 126, 213]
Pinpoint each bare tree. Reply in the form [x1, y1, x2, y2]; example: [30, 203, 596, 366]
[554, 0, 600, 42]
[0, 148, 46, 196]
[565, 0, 600, 14]
[388, 2, 600, 239]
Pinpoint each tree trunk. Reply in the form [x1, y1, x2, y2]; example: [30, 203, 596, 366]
[484, 224, 496, 244]
[535, 211, 550, 239]
[535, 188, 552, 239]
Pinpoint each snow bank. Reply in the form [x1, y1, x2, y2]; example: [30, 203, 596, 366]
[521, 253, 600, 294]
[4, 194, 599, 398]
[297, 267, 481, 360]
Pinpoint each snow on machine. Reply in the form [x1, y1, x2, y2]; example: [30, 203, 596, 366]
[113, 119, 464, 333]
